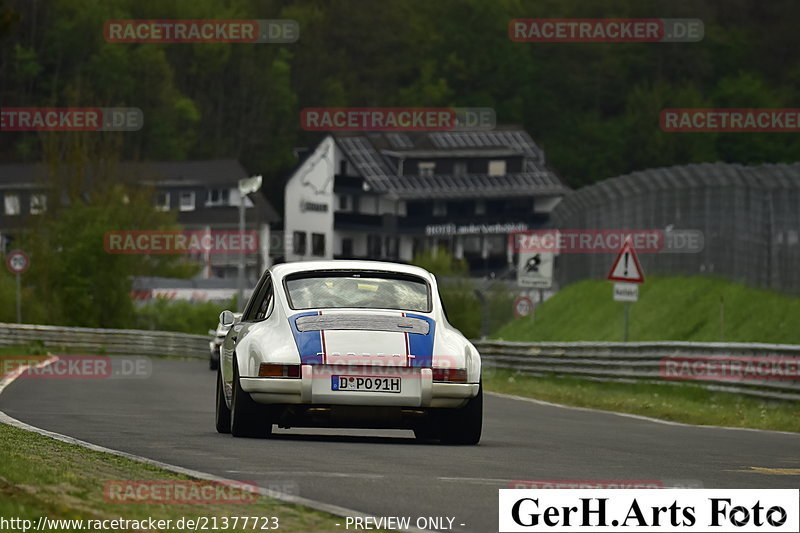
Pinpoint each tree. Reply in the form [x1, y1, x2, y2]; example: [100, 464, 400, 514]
[16, 136, 199, 327]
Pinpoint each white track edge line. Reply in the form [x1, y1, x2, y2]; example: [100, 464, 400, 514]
[487, 391, 800, 437]
[0, 358, 431, 533]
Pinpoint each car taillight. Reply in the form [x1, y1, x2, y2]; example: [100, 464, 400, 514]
[258, 364, 301, 378]
[432, 368, 467, 383]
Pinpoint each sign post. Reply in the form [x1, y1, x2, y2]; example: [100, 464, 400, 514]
[606, 238, 644, 341]
[6, 250, 30, 323]
[237, 175, 262, 312]
[517, 251, 554, 289]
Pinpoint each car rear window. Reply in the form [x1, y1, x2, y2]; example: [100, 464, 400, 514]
[284, 271, 431, 312]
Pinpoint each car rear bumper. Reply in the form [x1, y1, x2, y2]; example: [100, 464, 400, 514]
[240, 364, 478, 408]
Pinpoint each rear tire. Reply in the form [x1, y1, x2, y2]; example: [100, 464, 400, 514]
[230, 358, 271, 438]
[209, 352, 219, 370]
[215, 368, 231, 434]
[439, 382, 482, 445]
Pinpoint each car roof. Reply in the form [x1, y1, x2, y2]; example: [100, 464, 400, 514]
[269, 260, 434, 283]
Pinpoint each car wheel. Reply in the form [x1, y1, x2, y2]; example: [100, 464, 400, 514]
[439, 382, 483, 445]
[215, 368, 231, 434]
[209, 356, 219, 371]
[230, 358, 271, 438]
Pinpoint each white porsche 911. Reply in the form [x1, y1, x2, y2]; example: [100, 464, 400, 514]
[215, 260, 482, 444]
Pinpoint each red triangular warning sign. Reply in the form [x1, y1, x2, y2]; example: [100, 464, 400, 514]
[607, 237, 645, 283]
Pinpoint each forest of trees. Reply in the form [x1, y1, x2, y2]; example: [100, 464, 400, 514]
[2, 0, 800, 208]
[1, 0, 800, 329]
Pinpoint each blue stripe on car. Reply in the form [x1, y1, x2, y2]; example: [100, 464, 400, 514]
[289, 312, 323, 364]
[406, 314, 435, 367]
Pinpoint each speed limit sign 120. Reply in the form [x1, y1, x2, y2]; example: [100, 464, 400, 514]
[513, 296, 534, 318]
[6, 250, 30, 274]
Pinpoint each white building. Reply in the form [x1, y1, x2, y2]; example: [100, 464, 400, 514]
[284, 128, 568, 275]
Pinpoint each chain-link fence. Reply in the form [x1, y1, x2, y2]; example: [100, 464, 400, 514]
[549, 162, 800, 293]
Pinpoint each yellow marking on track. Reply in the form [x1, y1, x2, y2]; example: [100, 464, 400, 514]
[739, 467, 800, 476]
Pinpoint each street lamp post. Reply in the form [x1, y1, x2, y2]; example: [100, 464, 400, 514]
[237, 175, 262, 312]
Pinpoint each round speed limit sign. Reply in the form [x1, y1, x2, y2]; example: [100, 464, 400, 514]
[6, 250, 30, 274]
[513, 296, 534, 318]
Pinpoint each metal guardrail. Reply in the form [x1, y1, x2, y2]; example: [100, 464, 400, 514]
[0, 322, 208, 359]
[2, 323, 798, 401]
[474, 340, 800, 402]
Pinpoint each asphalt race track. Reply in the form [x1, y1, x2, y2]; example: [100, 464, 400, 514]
[2, 358, 799, 533]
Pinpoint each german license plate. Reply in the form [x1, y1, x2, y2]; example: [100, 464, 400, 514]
[331, 375, 401, 393]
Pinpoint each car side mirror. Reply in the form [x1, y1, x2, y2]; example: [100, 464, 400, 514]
[208, 329, 216, 336]
[219, 310, 235, 327]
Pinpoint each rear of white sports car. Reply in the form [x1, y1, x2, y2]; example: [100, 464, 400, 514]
[216, 261, 483, 444]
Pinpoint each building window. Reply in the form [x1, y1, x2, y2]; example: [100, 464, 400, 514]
[488, 160, 506, 176]
[385, 236, 399, 259]
[406, 201, 430, 217]
[432, 201, 447, 217]
[447, 200, 471, 217]
[475, 199, 486, 215]
[418, 162, 435, 177]
[155, 192, 170, 211]
[311, 233, 325, 256]
[487, 235, 505, 254]
[293, 231, 307, 255]
[339, 195, 349, 211]
[30, 193, 47, 214]
[367, 234, 382, 258]
[463, 235, 481, 253]
[1, 233, 12, 254]
[207, 188, 230, 206]
[341, 238, 353, 257]
[4, 193, 20, 215]
[339, 160, 348, 176]
[179, 191, 196, 211]
[412, 237, 425, 258]
[506, 197, 532, 214]
[453, 161, 467, 177]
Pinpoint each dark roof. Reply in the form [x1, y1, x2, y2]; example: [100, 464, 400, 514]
[328, 128, 567, 199]
[0, 163, 50, 189]
[122, 160, 250, 186]
[0, 159, 250, 187]
[175, 195, 279, 226]
[0, 159, 279, 223]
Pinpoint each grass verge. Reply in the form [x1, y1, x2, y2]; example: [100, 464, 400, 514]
[494, 275, 800, 343]
[0, 422, 357, 532]
[483, 369, 800, 433]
